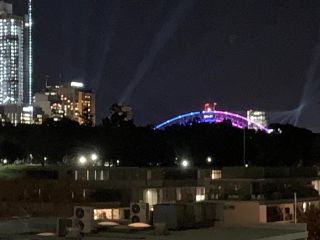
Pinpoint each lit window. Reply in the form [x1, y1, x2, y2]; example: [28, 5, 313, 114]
[196, 187, 205, 202]
[176, 188, 181, 201]
[86, 170, 90, 181]
[144, 189, 158, 207]
[212, 170, 222, 179]
[303, 202, 307, 213]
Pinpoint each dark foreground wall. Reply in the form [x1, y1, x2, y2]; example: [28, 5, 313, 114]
[0, 202, 74, 218]
[0, 217, 57, 234]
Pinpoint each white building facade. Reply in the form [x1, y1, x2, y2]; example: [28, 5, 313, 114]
[247, 110, 268, 130]
[0, 2, 24, 105]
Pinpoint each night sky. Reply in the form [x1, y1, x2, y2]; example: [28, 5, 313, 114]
[14, 0, 320, 131]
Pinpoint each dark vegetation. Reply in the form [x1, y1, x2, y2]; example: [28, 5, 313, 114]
[0, 115, 319, 167]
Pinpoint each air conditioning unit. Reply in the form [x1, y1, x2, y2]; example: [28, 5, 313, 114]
[74, 206, 94, 233]
[130, 202, 149, 223]
[120, 207, 130, 220]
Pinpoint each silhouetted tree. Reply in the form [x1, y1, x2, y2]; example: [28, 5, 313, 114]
[0, 120, 319, 167]
[0, 140, 25, 163]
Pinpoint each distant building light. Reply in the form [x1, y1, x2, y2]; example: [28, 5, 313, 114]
[23, 106, 33, 112]
[211, 170, 222, 179]
[70, 82, 84, 88]
[196, 195, 205, 202]
[196, 187, 205, 202]
[268, 129, 274, 134]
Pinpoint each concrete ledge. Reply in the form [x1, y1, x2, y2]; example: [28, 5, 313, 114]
[256, 231, 307, 240]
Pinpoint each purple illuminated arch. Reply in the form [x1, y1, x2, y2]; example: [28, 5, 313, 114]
[154, 110, 269, 132]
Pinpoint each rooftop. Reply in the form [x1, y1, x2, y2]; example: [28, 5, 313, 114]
[220, 166, 319, 179]
[0, 221, 306, 240]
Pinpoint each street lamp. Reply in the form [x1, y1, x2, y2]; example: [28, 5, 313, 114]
[78, 156, 87, 165]
[91, 153, 98, 161]
[181, 159, 189, 168]
[206, 156, 212, 163]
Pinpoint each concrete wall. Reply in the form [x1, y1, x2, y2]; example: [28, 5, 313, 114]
[221, 202, 295, 224]
[222, 201, 261, 224]
[0, 202, 74, 217]
[0, 217, 56, 235]
[217, 200, 320, 225]
[259, 205, 267, 223]
[0, 201, 121, 218]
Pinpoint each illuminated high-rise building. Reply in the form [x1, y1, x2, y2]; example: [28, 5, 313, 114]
[247, 110, 268, 130]
[25, 0, 32, 105]
[77, 90, 96, 126]
[0, 1, 24, 104]
[33, 82, 96, 126]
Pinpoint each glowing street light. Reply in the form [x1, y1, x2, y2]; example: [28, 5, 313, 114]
[79, 156, 87, 165]
[181, 159, 190, 168]
[91, 153, 98, 161]
[207, 156, 212, 163]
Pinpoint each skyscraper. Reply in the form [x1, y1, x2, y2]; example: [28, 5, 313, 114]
[26, 0, 32, 105]
[0, 1, 24, 104]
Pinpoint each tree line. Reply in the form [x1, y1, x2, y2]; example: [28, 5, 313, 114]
[0, 116, 319, 168]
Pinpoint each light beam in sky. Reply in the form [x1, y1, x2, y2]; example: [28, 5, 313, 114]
[119, 0, 197, 104]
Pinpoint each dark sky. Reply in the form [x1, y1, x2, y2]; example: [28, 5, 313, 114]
[15, 0, 320, 131]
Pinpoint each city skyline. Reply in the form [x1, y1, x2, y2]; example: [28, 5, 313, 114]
[10, 0, 320, 131]
[0, 1, 320, 237]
